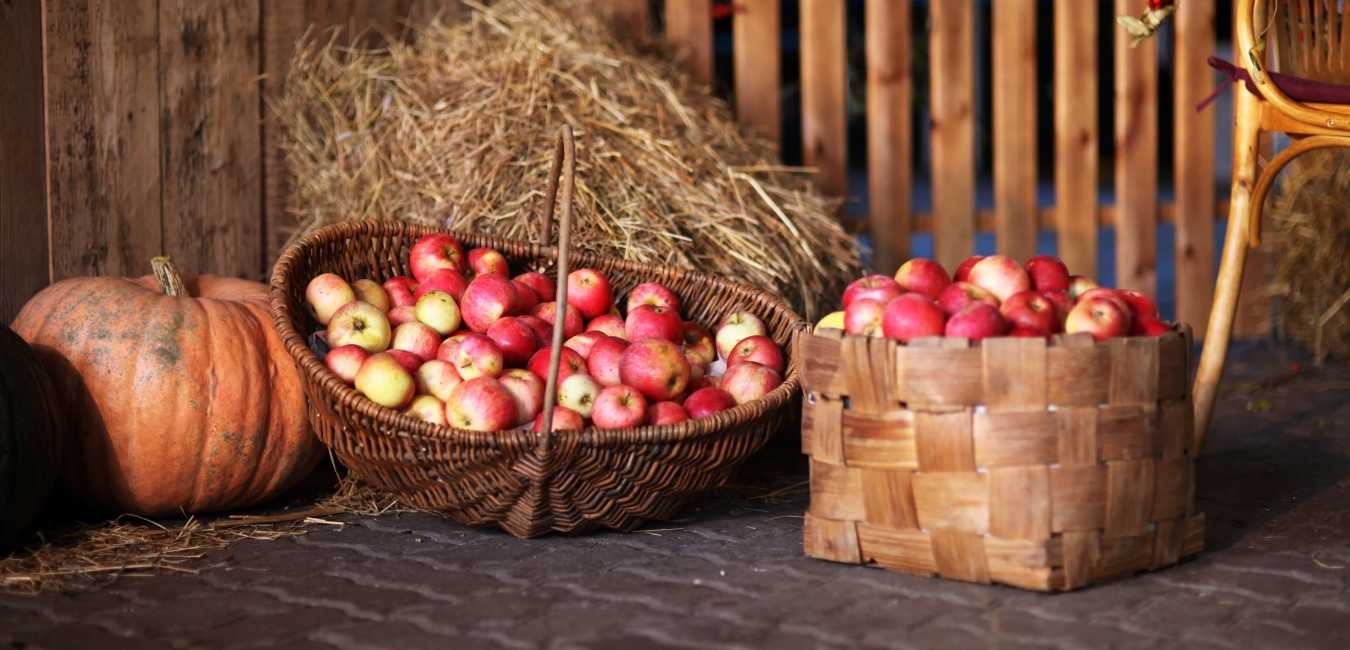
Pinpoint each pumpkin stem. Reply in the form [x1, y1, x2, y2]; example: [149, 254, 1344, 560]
[151, 256, 187, 297]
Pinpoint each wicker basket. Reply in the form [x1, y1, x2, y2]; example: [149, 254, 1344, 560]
[270, 128, 805, 538]
[799, 327, 1203, 591]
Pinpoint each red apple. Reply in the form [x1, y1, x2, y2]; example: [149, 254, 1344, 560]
[499, 369, 545, 425]
[725, 335, 785, 374]
[715, 310, 768, 358]
[893, 258, 952, 300]
[683, 387, 737, 419]
[327, 301, 392, 352]
[564, 331, 605, 359]
[944, 303, 1009, 340]
[435, 332, 470, 364]
[626, 282, 681, 314]
[586, 314, 627, 340]
[881, 295, 947, 343]
[486, 316, 541, 367]
[527, 346, 587, 384]
[391, 321, 442, 361]
[685, 350, 709, 382]
[325, 344, 369, 384]
[1065, 296, 1132, 341]
[721, 361, 783, 405]
[444, 377, 517, 432]
[532, 301, 585, 340]
[413, 290, 462, 336]
[386, 349, 423, 373]
[382, 276, 419, 309]
[1040, 289, 1073, 322]
[1009, 326, 1049, 338]
[844, 298, 886, 337]
[514, 272, 554, 303]
[533, 405, 584, 433]
[518, 315, 553, 343]
[511, 280, 541, 314]
[591, 385, 649, 429]
[461, 275, 518, 332]
[1067, 275, 1099, 301]
[968, 255, 1033, 302]
[1135, 317, 1171, 337]
[1117, 289, 1160, 322]
[681, 322, 716, 366]
[620, 339, 691, 401]
[936, 281, 999, 316]
[467, 247, 510, 277]
[354, 352, 415, 408]
[453, 333, 505, 379]
[842, 274, 905, 309]
[414, 268, 470, 302]
[1024, 255, 1071, 292]
[587, 335, 629, 386]
[404, 394, 447, 426]
[306, 273, 357, 325]
[646, 401, 689, 426]
[415, 359, 462, 402]
[409, 233, 467, 282]
[689, 375, 722, 391]
[388, 304, 417, 328]
[1078, 288, 1132, 316]
[953, 255, 985, 283]
[625, 304, 683, 343]
[566, 269, 614, 320]
[352, 279, 391, 312]
[999, 291, 1059, 334]
[557, 373, 601, 419]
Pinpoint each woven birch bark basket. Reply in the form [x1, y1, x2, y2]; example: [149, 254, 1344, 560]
[799, 327, 1202, 592]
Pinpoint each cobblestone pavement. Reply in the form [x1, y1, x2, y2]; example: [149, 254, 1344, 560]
[3, 342, 1349, 649]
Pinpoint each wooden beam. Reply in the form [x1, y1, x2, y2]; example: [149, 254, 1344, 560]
[800, 0, 848, 198]
[735, 0, 781, 151]
[665, 0, 713, 85]
[0, 0, 50, 322]
[1054, 0, 1099, 278]
[1173, 0, 1216, 330]
[929, 0, 976, 271]
[864, 0, 912, 273]
[992, 0, 1038, 262]
[1114, 0, 1160, 297]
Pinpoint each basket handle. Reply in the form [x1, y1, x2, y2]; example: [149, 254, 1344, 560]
[535, 125, 577, 451]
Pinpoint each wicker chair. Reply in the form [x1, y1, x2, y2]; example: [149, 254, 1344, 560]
[1195, 0, 1350, 446]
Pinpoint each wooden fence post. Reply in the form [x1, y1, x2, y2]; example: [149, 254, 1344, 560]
[865, 0, 912, 273]
[0, 0, 50, 322]
[1174, 0, 1216, 330]
[992, 0, 1038, 262]
[1054, 1, 1099, 278]
[735, 0, 781, 151]
[929, 0, 976, 271]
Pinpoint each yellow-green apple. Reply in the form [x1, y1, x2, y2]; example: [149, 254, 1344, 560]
[353, 279, 391, 312]
[392, 321, 442, 361]
[486, 316, 542, 366]
[814, 311, 845, 333]
[842, 274, 905, 309]
[953, 255, 985, 282]
[893, 258, 952, 300]
[564, 331, 605, 359]
[414, 268, 470, 302]
[328, 301, 393, 352]
[386, 350, 423, 373]
[383, 276, 418, 308]
[461, 275, 518, 332]
[325, 344, 369, 384]
[435, 332, 470, 364]
[467, 247, 509, 277]
[626, 304, 683, 343]
[532, 301, 585, 340]
[409, 233, 466, 282]
[626, 282, 681, 314]
[404, 395, 446, 426]
[937, 281, 999, 315]
[646, 401, 689, 425]
[620, 339, 691, 401]
[499, 369, 545, 425]
[510, 279, 541, 314]
[557, 373, 601, 418]
[533, 405, 584, 433]
[586, 314, 627, 340]
[1067, 275, 1098, 300]
[415, 359, 462, 402]
[715, 310, 767, 358]
[944, 303, 1009, 340]
[725, 335, 784, 374]
[683, 386, 736, 418]
[518, 315, 553, 343]
[844, 298, 886, 337]
[1135, 317, 1170, 337]
[566, 269, 613, 319]
[354, 352, 416, 408]
[881, 295, 947, 343]
[1040, 289, 1073, 322]
[999, 291, 1059, 334]
[444, 377, 517, 432]
[388, 305, 417, 328]
[591, 385, 649, 429]
[681, 322, 716, 366]
[968, 255, 1032, 302]
[1065, 296, 1131, 341]
[1024, 255, 1071, 291]
[527, 346, 586, 383]
[722, 361, 783, 404]
[587, 335, 628, 386]
[413, 290, 462, 336]
[513, 272, 554, 303]
[306, 273, 357, 325]
[453, 333, 505, 379]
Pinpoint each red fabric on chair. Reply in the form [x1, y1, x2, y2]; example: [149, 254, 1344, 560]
[1198, 56, 1350, 111]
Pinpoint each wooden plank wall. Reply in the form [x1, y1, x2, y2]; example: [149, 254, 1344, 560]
[0, 0, 49, 322]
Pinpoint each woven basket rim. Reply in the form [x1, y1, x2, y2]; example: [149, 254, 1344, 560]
[269, 220, 806, 451]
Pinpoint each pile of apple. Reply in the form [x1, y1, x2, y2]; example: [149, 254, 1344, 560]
[821, 254, 1170, 342]
[305, 234, 785, 433]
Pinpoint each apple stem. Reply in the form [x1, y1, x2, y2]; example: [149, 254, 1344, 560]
[152, 256, 187, 297]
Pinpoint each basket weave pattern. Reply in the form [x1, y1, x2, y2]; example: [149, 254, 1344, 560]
[271, 221, 804, 538]
[799, 328, 1203, 591]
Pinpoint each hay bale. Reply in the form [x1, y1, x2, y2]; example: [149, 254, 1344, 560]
[277, 0, 861, 319]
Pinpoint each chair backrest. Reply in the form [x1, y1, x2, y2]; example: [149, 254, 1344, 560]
[1273, 0, 1350, 83]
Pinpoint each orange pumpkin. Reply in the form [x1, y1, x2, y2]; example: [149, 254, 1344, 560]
[11, 258, 321, 517]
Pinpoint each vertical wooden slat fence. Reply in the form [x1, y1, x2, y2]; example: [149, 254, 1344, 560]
[928, 0, 978, 272]
[1173, 0, 1217, 332]
[1054, 1, 1101, 280]
[799, 0, 848, 198]
[864, 0, 912, 274]
[734, 0, 782, 151]
[665, 0, 714, 86]
[991, 0, 1038, 263]
[0, 0, 48, 322]
[1114, 0, 1160, 297]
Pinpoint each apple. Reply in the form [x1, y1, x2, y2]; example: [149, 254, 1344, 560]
[382, 276, 419, 309]
[685, 350, 708, 381]
[1067, 275, 1099, 301]
[404, 394, 447, 426]
[646, 401, 689, 426]
[392, 321, 442, 360]
[968, 255, 1033, 302]
[620, 338, 691, 401]
[388, 305, 417, 328]
[557, 373, 601, 419]
[444, 377, 517, 432]
[681, 322, 716, 366]
[352, 279, 391, 312]
[435, 332, 470, 364]
[468, 247, 510, 277]
[514, 272, 555, 303]
[532, 301, 585, 340]
[409, 233, 466, 282]
[415, 359, 462, 402]
[354, 352, 415, 408]
[624, 304, 683, 343]
[324, 344, 369, 384]
[715, 310, 768, 359]
[689, 375, 722, 391]
[683, 386, 737, 419]
[999, 291, 1059, 334]
[566, 269, 613, 319]
[533, 405, 584, 433]
[413, 290, 462, 336]
[814, 311, 845, 333]
[564, 331, 605, 359]
[1135, 317, 1171, 337]
[587, 335, 629, 386]
[486, 316, 542, 367]
[511, 280, 541, 314]
[1009, 326, 1048, 338]
[944, 303, 1009, 340]
[527, 346, 587, 383]
[842, 274, 905, 309]
[306, 273, 357, 325]
[591, 385, 649, 429]
[461, 274, 518, 332]
[499, 369, 545, 425]
[953, 255, 985, 283]
[936, 281, 999, 316]
[894, 258, 951, 300]
[586, 314, 627, 340]
[414, 268, 470, 302]
[881, 295, 947, 343]
[1117, 289, 1160, 322]
[1040, 289, 1073, 322]
[725, 335, 784, 374]
[386, 349, 424, 373]
[453, 333, 505, 379]
[722, 361, 782, 404]
[1078, 288, 1132, 316]
[1024, 255, 1071, 292]
[1065, 296, 1132, 341]
[327, 301, 392, 352]
[626, 282, 681, 313]
[844, 298, 886, 337]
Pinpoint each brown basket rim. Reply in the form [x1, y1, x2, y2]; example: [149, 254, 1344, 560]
[805, 324, 1190, 348]
[269, 220, 806, 451]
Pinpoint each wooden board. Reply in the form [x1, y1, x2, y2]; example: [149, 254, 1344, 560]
[929, 0, 976, 271]
[1054, 1, 1099, 278]
[1173, 0, 1216, 332]
[799, 0, 848, 198]
[735, 0, 781, 151]
[1114, 0, 1159, 297]
[864, 0, 912, 274]
[605, 0, 650, 42]
[992, 0, 1038, 262]
[665, 0, 714, 85]
[0, 0, 49, 322]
